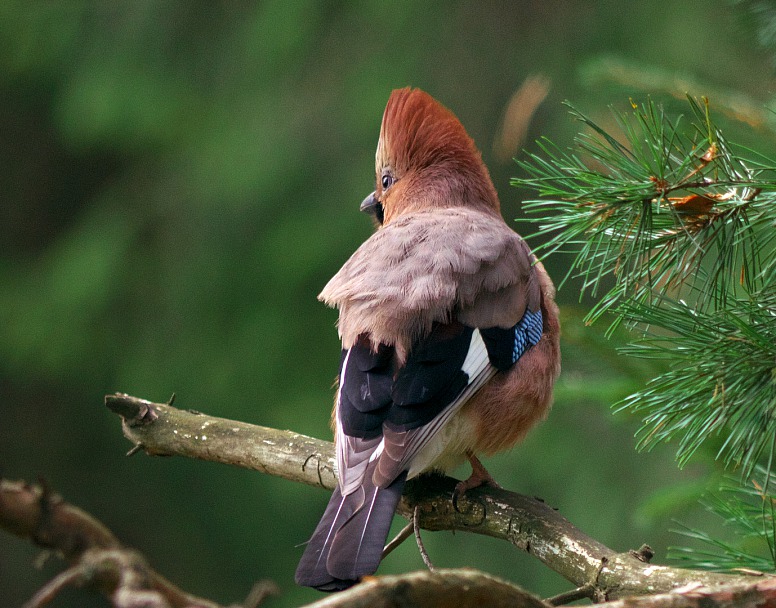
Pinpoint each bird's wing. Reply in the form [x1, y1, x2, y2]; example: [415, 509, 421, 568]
[334, 319, 496, 488]
[374, 323, 498, 485]
[336, 308, 545, 490]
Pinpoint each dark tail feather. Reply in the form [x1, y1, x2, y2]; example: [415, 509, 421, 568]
[295, 484, 359, 590]
[295, 464, 407, 591]
[326, 470, 407, 583]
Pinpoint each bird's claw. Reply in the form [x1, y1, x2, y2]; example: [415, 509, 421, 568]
[452, 452, 501, 511]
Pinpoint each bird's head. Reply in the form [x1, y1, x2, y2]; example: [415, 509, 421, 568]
[360, 88, 499, 226]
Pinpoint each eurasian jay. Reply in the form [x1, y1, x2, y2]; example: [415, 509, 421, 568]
[296, 87, 560, 591]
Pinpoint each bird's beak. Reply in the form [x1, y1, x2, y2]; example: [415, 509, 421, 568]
[360, 191, 384, 225]
[360, 191, 378, 212]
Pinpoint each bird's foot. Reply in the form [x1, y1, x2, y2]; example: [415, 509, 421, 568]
[453, 452, 500, 510]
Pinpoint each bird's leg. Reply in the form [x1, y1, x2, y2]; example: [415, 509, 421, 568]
[454, 451, 501, 500]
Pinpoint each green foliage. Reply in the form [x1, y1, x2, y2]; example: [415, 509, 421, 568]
[670, 467, 776, 572]
[516, 98, 776, 324]
[617, 298, 776, 477]
[514, 98, 776, 571]
[619, 300, 776, 476]
[515, 98, 776, 476]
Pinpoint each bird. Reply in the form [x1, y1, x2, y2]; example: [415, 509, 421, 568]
[295, 87, 560, 592]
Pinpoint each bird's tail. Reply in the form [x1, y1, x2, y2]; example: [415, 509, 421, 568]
[295, 463, 407, 591]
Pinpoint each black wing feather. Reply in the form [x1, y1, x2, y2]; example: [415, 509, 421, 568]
[388, 322, 473, 430]
[339, 340, 394, 439]
[298, 314, 545, 590]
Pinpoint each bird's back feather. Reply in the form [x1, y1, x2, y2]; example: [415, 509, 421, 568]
[319, 207, 540, 354]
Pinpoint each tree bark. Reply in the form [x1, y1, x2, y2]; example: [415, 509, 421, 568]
[301, 568, 549, 608]
[0, 478, 229, 608]
[104, 393, 767, 602]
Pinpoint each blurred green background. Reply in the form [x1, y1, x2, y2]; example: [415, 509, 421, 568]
[1, 2, 773, 606]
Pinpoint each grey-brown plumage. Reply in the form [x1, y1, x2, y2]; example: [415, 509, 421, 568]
[296, 87, 560, 592]
[320, 207, 540, 354]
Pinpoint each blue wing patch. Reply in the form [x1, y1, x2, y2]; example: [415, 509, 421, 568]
[480, 308, 543, 371]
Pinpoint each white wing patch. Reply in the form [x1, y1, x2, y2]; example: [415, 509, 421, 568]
[397, 329, 497, 478]
[462, 328, 490, 380]
[336, 329, 499, 491]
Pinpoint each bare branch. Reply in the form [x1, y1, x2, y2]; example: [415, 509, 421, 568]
[105, 392, 337, 490]
[382, 522, 414, 559]
[600, 577, 776, 608]
[300, 568, 550, 608]
[104, 393, 767, 601]
[23, 565, 92, 608]
[343, 571, 776, 608]
[23, 549, 174, 608]
[546, 584, 597, 606]
[413, 505, 435, 571]
[0, 478, 231, 608]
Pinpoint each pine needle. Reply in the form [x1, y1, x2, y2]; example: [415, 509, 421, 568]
[514, 98, 776, 477]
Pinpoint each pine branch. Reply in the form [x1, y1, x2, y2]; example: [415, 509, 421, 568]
[513, 96, 776, 575]
[669, 468, 776, 572]
[514, 97, 776, 477]
[103, 392, 764, 602]
[615, 295, 776, 476]
[514, 97, 776, 324]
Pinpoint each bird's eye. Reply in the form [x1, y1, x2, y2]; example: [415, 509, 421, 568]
[381, 174, 393, 190]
